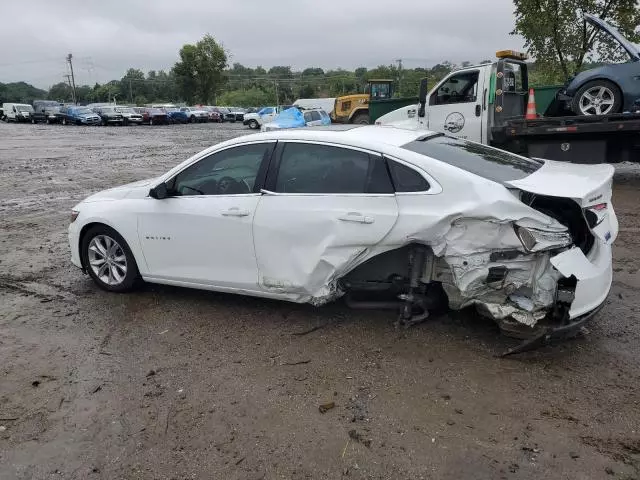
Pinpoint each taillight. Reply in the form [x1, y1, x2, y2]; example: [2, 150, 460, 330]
[584, 203, 607, 228]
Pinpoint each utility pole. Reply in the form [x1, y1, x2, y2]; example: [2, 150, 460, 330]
[66, 54, 77, 104]
[129, 79, 133, 104]
[274, 80, 279, 106]
[63, 74, 74, 103]
[395, 58, 403, 95]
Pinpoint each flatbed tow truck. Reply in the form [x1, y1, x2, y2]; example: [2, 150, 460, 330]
[376, 49, 640, 163]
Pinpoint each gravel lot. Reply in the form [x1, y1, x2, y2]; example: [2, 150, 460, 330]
[0, 122, 639, 480]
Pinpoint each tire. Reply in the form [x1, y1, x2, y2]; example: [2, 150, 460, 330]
[123, 118, 129, 126]
[351, 113, 370, 124]
[190, 115, 196, 123]
[248, 119, 259, 129]
[81, 225, 140, 293]
[571, 80, 622, 116]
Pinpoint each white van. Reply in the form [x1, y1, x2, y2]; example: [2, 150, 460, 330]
[2, 103, 34, 122]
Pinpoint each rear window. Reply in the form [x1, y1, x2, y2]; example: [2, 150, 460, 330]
[402, 135, 542, 182]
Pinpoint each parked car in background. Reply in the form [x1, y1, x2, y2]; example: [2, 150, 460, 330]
[262, 107, 331, 131]
[213, 106, 236, 122]
[229, 107, 246, 122]
[93, 106, 125, 126]
[2, 103, 34, 122]
[68, 126, 617, 352]
[243, 105, 294, 129]
[32, 100, 62, 124]
[60, 106, 101, 125]
[202, 106, 222, 123]
[158, 106, 189, 124]
[133, 107, 169, 125]
[115, 106, 143, 125]
[180, 106, 210, 123]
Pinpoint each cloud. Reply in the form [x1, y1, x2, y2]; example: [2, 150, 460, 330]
[0, 0, 524, 88]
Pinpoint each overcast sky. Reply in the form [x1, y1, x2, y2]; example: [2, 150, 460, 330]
[1, 0, 525, 89]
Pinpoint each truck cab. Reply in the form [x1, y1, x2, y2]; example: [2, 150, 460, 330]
[376, 51, 528, 145]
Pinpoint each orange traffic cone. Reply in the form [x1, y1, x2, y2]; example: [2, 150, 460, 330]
[525, 88, 537, 120]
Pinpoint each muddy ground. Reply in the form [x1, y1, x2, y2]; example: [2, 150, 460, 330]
[0, 122, 638, 480]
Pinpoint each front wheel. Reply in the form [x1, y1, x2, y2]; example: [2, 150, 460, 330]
[190, 115, 196, 123]
[248, 119, 259, 129]
[81, 225, 139, 292]
[571, 80, 622, 116]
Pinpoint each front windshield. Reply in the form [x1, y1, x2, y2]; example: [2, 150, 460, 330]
[116, 107, 134, 114]
[75, 108, 93, 115]
[164, 107, 178, 112]
[101, 107, 115, 113]
[258, 107, 273, 115]
[16, 105, 34, 112]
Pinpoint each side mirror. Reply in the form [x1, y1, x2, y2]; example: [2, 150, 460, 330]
[418, 78, 428, 118]
[149, 182, 169, 199]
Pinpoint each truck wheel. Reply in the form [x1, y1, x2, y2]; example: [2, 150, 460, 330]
[190, 115, 196, 123]
[571, 80, 622, 116]
[351, 113, 370, 124]
[248, 119, 259, 129]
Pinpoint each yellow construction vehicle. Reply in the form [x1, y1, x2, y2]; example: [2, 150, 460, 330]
[330, 79, 394, 124]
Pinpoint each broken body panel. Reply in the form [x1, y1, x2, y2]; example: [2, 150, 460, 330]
[252, 135, 616, 339]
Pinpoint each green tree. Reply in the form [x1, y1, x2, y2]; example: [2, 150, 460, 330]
[48, 82, 74, 102]
[173, 34, 227, 104]
[512, 0, 640, 81]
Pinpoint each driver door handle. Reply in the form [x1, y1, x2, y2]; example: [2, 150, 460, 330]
[222, 207, 250, 217]
[338, 212, 374, 224]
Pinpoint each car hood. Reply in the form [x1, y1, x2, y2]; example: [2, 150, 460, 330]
[80, 177, 158, 203]
[584, 13, 640, 61]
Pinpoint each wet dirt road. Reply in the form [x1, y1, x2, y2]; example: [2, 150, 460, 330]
[0, 122, 639, 480]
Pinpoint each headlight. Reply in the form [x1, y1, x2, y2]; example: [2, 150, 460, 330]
[515, 226, 572, 252]
[70, 210, 80, 223]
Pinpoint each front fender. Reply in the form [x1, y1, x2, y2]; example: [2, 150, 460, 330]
[74, 207, 149, 275]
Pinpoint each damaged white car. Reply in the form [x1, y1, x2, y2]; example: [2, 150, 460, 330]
[68, 125, 617, 351]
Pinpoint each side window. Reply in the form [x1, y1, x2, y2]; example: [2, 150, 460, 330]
[303, 112, 313, 122]
[262, 108, 274, 115]
[430, 71, 480, 106]
[169, 143, 273, 196]
[310, 111, 322, 121]
[387, 160, 430, 192]
[276, 143, 370, 194]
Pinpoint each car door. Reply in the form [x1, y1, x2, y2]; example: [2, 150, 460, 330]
[137, 141, 276, 290]
[252, 141, 399, 300]
[260, 107, 276, 123]
[427, 69, 485, 142]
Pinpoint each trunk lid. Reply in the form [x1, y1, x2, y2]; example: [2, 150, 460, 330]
[506, 160, 617, 244]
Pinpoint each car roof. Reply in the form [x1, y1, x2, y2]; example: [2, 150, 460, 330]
[236, 125, 431, 150]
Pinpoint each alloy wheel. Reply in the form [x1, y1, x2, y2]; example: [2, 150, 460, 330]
[579, 86, 615, 115]
[87, 235, 128, 286]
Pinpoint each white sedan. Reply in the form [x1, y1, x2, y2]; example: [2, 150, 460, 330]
[68, 126, 617, 347]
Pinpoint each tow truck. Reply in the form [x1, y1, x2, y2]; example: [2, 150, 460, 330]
[376, 50, 640, 163]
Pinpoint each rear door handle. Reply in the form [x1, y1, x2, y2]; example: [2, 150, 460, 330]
[475, 104, 481, 117]
[338, 212, 374, 224]
[222, 208, 250, 217]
